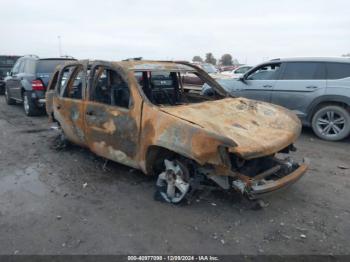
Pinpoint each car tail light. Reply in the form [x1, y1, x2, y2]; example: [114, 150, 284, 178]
[32, 79, 45, 91]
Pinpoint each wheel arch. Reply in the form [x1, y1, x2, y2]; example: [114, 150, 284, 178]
[144, 145, 197, 176]
[306, 95, 350, 124]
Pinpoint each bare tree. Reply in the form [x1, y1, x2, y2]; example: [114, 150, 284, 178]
[205, 53, 217, 65]
[220, 54, 233, 66]
[192, 56, 203, 63]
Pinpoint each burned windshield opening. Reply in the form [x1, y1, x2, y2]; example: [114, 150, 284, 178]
[134, 70, 223, 106]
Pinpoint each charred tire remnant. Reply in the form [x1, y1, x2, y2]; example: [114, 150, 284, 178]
[312, 105, 350, 141]
[155, 159, 191, 204]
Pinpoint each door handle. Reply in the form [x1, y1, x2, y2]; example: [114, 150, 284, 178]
[305, 86, 318, 89]
[263, 85, 272, 88]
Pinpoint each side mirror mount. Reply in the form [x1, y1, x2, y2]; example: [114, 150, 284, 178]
[238, 76, 246, 83]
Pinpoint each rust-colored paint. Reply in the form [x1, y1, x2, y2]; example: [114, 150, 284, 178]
[46, 59, 308, 197]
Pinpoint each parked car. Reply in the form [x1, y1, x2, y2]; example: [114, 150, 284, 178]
[182, 62, 230, 92]
[219, 65, 237, 72]
[46, 59, 308, 204]
[202, 57, 350, 141]
[221, 65, 253, 78]
[0, 55, 20, 95]
[4, 55, 76, 116]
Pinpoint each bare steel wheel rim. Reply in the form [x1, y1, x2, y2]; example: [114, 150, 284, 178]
[316, 110, 346, 137]
[23, 95, 30, 114]
[156, 159, 190, 203]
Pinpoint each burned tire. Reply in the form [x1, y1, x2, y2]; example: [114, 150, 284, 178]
[5, 87, 15, 105]
[23, 91, 40, 116]
[155, 159, 191, 204]
[311, 105, 350, 141]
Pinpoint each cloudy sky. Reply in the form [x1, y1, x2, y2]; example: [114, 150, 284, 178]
[1, 0, 349, 64]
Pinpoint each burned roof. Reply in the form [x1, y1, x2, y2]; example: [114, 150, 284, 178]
[115, 60, 195, 72]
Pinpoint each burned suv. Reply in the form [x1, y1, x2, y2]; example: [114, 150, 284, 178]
[46, 60, 308, 203]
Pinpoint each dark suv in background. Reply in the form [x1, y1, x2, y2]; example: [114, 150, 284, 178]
[5, 55, 76, 116]
[0, 55, 20, 95]
[202, 57, 350, 141]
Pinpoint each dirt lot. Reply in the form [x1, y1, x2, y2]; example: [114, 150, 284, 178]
[0, 95, 349, 255]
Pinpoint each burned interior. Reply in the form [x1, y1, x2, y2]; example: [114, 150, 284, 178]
[134, 68, 223, 106]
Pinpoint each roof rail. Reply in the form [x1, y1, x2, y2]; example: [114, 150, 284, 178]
[270, 58, 280, 61]
[123, 57, 143, 61]
[23, 54, 39, 58]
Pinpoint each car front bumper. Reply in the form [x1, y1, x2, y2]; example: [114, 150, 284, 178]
[247, 161, 308, 198]
[229, 158, 309, 199]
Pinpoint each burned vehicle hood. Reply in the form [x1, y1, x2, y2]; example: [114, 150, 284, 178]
[160, 98, 302, 159]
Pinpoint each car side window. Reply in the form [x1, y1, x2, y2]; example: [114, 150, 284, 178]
[61, 65, 84, 99]
[58, 66, 74, 96]
[18, 60, 25, 73]
[246, 64, 281, 80]
[12, 60, 21, 75]
[327, 63, 350, 79]
[24, 60, 36, 74]
[91, 67, 130, 108]
[281, 62, 326, 80]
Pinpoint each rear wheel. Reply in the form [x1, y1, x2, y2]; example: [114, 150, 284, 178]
[311, 105, 350, 141]
[5, 87, 15, 105]
[155, 159, 191, 204]
[23, 91, 40, 116]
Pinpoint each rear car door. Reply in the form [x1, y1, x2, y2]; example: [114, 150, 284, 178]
[7, 59, 23, 99]
[271, 62, 327, 119]
[53, 61, 88, 146]
[325, 62, 350, 95]
[234, 63, 281, 102]
[84, 62, 141, 168]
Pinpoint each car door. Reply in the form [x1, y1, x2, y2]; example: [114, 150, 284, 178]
[271, 62, 327, 118]
[6, 59, 22, 99]
[234, 63, 281, 102]
[53, 61, 88, 146]
[84, 62, 141, 169]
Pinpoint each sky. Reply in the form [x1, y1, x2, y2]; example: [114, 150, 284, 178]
[1, 0, 349, 65]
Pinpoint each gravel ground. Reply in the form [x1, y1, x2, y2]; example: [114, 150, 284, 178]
[0, 96, 349, 255]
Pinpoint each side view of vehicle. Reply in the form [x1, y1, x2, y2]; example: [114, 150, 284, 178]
[5, 55, 76, 116]
[46, 59, 308, 204]
[202, 57, 350, 141]
[0, 55, 20, 95]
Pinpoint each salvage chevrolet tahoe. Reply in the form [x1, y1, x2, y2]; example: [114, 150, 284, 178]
[46, 60, 308, 204]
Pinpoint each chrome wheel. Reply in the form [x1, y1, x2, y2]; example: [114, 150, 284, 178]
[156, 159, 190, 204]
[312, 105, 350, 141]
[316, 111, 345, 136]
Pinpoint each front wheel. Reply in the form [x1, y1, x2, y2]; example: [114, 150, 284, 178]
[155, 159, 191, 204]
[311, 105, 350, 141]
[5, 87, 15, 105]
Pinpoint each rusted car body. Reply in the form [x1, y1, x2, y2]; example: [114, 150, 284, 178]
[46, 60, 308, 203]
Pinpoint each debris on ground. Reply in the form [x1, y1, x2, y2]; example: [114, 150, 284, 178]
[82, 182, 88, 189]
[337, 165, 349, 170]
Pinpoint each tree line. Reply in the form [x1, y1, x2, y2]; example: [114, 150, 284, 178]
[192, 53, 239, 66]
